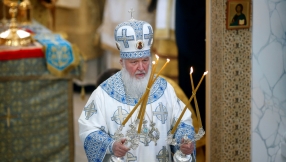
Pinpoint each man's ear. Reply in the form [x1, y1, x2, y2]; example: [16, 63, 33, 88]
[120, 59, 123, 66]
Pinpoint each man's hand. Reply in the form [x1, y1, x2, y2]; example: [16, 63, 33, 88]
[112, 138, 130, 157]
[180, 138, 195, 155]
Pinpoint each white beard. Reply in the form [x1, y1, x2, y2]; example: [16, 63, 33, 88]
[121, 66, 151, 99]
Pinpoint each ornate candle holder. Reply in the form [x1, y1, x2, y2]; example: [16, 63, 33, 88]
[167, 129, 205, 162]
[110, 125, 125, 162]
[173, 134, 193, 162]
[110, 120, 140, 162]
[124, 119, 140, 150]
[167, 69, 208, 162]
[110, 155, 124, 162]
[0, 0, 32, 46]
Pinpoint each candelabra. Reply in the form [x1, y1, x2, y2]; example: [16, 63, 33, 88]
[167, 68, 207, 162]
[0, 0, 32, 46]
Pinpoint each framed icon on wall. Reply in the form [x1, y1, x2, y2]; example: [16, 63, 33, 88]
[226, 0, 251, 30]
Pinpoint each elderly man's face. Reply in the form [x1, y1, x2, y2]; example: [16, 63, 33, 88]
[121, 57, 150, 79]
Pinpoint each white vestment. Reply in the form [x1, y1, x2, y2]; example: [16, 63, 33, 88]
[78, 71, 196, 162]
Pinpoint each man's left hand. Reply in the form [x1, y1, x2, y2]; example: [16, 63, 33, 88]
[180, 140, 195, 155]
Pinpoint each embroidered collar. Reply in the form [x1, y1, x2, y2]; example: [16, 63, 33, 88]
[100, 71, 167, 106]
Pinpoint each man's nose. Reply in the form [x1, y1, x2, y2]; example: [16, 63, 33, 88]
[137, 62, 144, 70]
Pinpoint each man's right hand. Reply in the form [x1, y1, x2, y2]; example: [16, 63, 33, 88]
[112, 138, 130, 157]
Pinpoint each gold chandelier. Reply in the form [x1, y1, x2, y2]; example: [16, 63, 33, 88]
[0, 0, 32, 46]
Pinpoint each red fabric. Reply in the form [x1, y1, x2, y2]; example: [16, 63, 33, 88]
[0, 43, 45, 61]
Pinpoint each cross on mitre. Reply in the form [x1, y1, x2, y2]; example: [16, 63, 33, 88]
[128, 8, 135, 19]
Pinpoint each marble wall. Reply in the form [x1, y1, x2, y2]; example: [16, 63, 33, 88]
[251, 0, 286, 161]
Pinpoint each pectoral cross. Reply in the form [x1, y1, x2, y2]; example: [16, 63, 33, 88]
[128, 8, 135, 19]
[0, 107, 18, 127]
[140, 120, 150, 146]
[140, 132, 150, 146]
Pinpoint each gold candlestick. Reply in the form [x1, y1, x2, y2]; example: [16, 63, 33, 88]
[170, 71, 208, 134]
[0, 0, 32, 46]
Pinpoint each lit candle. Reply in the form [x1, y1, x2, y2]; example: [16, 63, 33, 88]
[137, 55, 162, 132]
[137, 57, 158, 128]
[122, 55, 160, 129]
[190, 67, 202, 128]
[147, 61, 156, 87]
[151, 58, 170, 85]
[170, 71, 208, 134]
[147, 55, 159, 87]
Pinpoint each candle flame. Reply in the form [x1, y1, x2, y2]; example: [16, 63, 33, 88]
[152, 61, 155, 64]
[155, 54, 159, 60]
[167, 58, 170, 62]
[190, 67, 193, 74]
[204, 71, 208, 75]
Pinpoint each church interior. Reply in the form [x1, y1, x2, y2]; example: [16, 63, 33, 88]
[1, 0, 286, 162]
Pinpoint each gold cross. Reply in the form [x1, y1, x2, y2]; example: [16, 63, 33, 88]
[0, 108, 18, 127]
[128, 8, 135, 19]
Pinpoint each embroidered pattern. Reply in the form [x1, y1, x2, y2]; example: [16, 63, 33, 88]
[100, 126, 105, 132]
[174, 122, 196, 154]
[84, 100, 97, 120]
[156, 146, 170, 162]
[117, 29, 134, 48]
[108, 141, 115, 155]
[114, 21, 146, 41]
[144, 26, 153, 46]
[100, 71, 167, 105]
[153, 102, 168, 124]
[111, 106, 129, 125]
[126, 152, 137, 161]
[120, 50, 150, 59]
[84, 131, 114, 162]
[34, 34, 74, 71]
